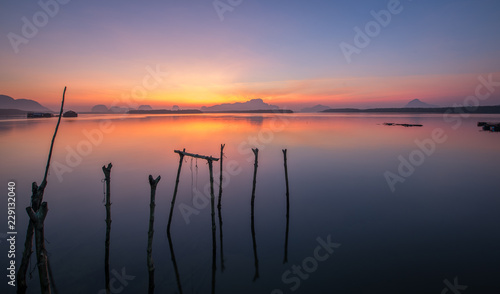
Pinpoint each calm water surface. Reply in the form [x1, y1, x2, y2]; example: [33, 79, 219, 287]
[1, 113, 499, 293]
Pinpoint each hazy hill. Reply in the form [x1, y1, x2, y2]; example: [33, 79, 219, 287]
[91, 104, 109, 113]
[201, 98, 279, 112]
[404, 99, 438, 108]
[301, 104, 330, 112]
[138, 105, 152, 111]
[0, 94, 52, 112]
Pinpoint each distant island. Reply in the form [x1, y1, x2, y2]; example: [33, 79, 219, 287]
[128, 109, 202, 114]
[96, 98, 293, 114]
[322, 105, 500, 114]
[300, 104, 330, 113]
[201, 98, 283, 112]
[2, 94, 500, 116]
[128, 109, 292, 114]
[403, 99, 439, 108]
[0, 94, 53, 113]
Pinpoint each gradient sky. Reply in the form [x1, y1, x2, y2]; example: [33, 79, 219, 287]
[1, 0, 500, 111]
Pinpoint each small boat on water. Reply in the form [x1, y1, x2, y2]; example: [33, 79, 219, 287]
[27, 112, 53, 118]
[63, 110, 78, 117]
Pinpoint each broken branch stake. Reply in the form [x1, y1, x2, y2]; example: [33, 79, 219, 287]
[147, 175, 161, 294]
[217, 144, 225, 272]
[283, 149, 290, 263]
[250, 148, 259, 281]
[167, 150, 185, 234]
[26, 202, 50, 294]
[102, 163, 112, 294]
[17, 86, 66, 294]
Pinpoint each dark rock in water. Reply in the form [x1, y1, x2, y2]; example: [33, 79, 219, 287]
[383, 122, 423, 127]
[63, 110, 78, 117]
[27, 112, 53, 118]
[478, 122, 500, 132]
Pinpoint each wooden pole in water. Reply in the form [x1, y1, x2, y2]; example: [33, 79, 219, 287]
[102, 163, 112, 294]
[166, 231, 183, 294]
[147, 175, 161, 294]
[283, 149, 290, 264]
[250, 148, 259, 281]
[217, 144, 225, 209]
[168, 148, 220, 292]
[167, 149, 185, 234]
[217, 144, 225, 272]
[208, 159, 217, 294]
[26, 202, 50, 294]
[18, 87, 66, 294]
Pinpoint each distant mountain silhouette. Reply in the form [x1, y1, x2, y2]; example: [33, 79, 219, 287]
[91, 104, 109, 113]
[404, 99, 438, 108]
[0, 94, 52, 112]
[300, 104, 330, 112]
[201, 98, 279, 112]
[138, 105, 152, 111]
[110, 106, 132, 113]
[323, 105, 500, 114]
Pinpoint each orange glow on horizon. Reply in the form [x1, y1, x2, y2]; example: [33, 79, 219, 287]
[4, 72, 499, 111]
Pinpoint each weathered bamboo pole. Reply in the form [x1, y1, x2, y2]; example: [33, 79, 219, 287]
[283, 149, 290, 264]
[26, 202, 50, 294]
[250, 148, 259, 281]
[208, 159, 217, 294]
[167, 150, 185, 234]
[217, 144, 225, 272]
[102, 163, 112, 294]
[18, 87, 66, 294]
[147, 175, 161, 294]
[167, 232, 183, 294]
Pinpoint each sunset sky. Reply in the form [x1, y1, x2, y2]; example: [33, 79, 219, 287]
[1, 0, 500, 111]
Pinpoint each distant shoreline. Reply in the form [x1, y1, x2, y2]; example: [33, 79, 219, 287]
[3, 105, 500, 117]
[322, 105, 500, 114]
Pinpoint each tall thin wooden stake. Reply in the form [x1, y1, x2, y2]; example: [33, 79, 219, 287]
[217, 144, 225, 209]
[283, 149, 290, 263]
[18, 86, 66, 294]
[250, 148, 259, 281]
[168, 148, 219, 292]
[208, 159, 217, 294]
[26, 202, 50, 294]
[147, 175, 161, 294]
[102, 163, 112, 294]
[167, 149, 185, 234]
[217, 144, 225, 272]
